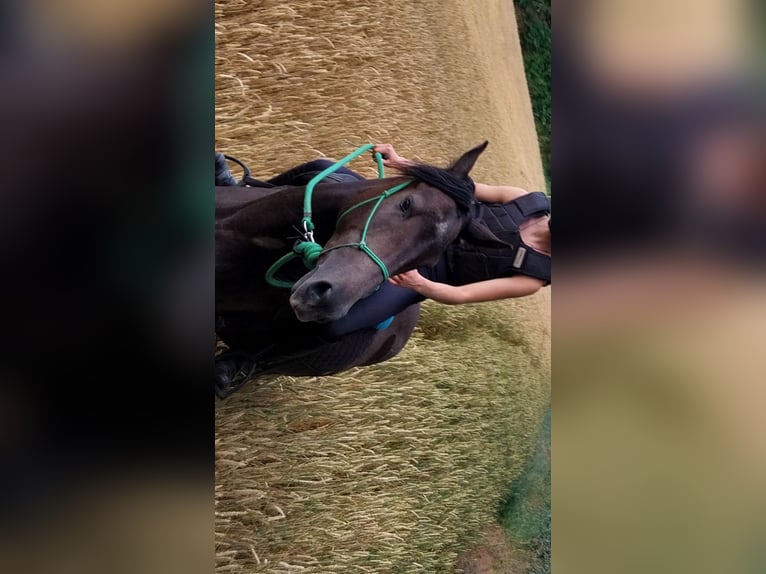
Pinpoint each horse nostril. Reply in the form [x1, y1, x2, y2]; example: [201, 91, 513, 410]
[306, 280, 332, 304]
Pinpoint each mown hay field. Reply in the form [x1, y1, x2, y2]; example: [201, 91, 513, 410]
[215, 1, 550, 572]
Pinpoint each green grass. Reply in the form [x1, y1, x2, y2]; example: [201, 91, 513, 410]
[514, 0, 551, 185]
[499, 407, 551, 574]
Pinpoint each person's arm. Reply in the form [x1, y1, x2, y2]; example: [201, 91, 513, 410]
[473, 183, 530, 203]
[372, 143, 414, 169]
[389, 269, 543, 304]
[373, 144, 531, 203]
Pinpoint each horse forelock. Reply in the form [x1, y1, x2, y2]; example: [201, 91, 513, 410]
[398, 163, 475, 213]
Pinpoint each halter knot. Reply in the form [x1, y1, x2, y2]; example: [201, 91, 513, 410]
[294, 241, 323, 268]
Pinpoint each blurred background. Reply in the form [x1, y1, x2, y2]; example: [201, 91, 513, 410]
[0, 0, 213, 572]
[554, 0, 765, 572]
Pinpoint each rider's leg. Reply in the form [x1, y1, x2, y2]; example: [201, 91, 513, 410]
[218, 291, 411, 381]
[317, 256, 450, 340]
[215, 152, 239, 186]
[317, 280, 426, 341]
[215, 259, 445, 397]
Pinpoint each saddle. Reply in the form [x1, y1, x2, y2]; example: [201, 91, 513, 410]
[221, 154, 360, 188]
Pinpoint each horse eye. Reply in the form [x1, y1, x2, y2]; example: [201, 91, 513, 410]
[399, 197, 412, 213]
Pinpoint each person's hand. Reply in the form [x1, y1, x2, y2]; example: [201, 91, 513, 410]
[389, 269, 427, 290]
[372, 143, 408, 168]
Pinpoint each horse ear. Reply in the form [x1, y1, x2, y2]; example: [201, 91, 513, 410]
[459, 218, 510, 248]
[448, 141, 489, 178]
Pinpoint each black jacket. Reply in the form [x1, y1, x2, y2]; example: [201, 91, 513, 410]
[446, 192, 551, 285]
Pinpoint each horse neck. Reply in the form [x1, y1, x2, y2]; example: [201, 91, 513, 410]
[229, 179, 396, 241]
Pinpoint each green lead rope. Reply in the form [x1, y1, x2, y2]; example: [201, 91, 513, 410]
[300, 143, 383, 235]
[266, 144, 393, 288]
[264, 242, 324, 289]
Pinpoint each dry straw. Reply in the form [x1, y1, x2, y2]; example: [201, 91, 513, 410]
[216, 1, 549, 572]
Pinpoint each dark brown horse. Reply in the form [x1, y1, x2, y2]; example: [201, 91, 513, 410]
[215, 142, 503, 397]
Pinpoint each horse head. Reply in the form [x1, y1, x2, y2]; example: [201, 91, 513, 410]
[289, 141, 497, 323]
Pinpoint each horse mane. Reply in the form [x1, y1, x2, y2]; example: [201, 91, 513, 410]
[397, 162, 475, 213]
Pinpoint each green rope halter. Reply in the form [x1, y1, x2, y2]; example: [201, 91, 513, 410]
[318, 180, 411, 281]
[265, 144, 410, 289]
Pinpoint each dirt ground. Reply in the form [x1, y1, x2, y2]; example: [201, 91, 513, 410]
[215, 1, 549, 572]
[456, 524, 534, 574]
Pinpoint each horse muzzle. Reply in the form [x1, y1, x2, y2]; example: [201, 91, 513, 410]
[289, 275, 355, 323]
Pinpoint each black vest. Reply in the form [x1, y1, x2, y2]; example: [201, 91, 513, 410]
[446, 192, 551, 285]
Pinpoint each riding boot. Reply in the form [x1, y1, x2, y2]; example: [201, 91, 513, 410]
[215, 152, 239, 186]
[214, 351, 258, 398]
[214, 333, 329, 399]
